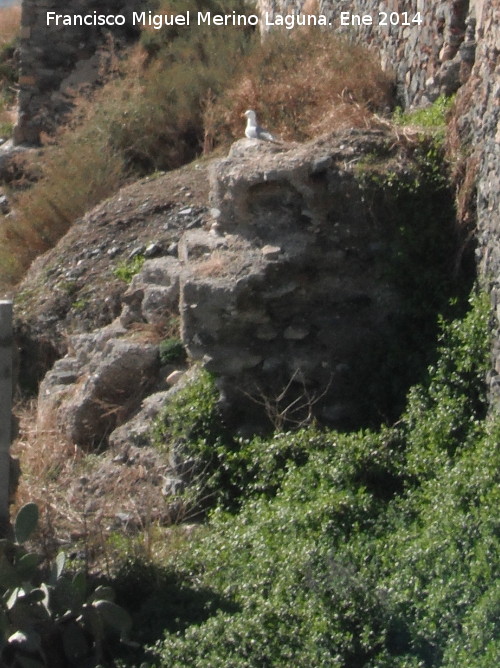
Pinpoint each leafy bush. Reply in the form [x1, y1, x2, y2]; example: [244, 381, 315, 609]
[151, 368, 237, 511]
[135, 290, 498, 667]
[0, 503, 134, 667]
[402, 291, 490, 479]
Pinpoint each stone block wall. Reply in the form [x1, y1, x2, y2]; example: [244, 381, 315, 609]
[179, 131, 463, 430]
[454, 0, 500, 407]
[15, 0, 500, 409]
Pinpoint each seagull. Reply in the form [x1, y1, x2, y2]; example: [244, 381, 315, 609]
[243, 110, 278, 142]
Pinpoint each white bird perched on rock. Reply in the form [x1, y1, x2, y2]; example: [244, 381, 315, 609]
[243, 110, 278, 142]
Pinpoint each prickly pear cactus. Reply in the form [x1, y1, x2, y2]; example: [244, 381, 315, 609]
[0, 503, 134, 667]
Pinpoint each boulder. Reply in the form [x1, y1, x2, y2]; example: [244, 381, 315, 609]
[38, 328, 159, 447]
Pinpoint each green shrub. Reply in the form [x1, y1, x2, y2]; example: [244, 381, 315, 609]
[151, 369, 237, 511]
[403, 290, 490, 479]
[136, 290, 498, 667]
[113, 255, 145, 283]
[158, 338, 186, 365]
[393, 95, 455, 135]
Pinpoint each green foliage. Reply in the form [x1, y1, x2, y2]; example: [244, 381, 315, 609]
[0, 33, 18, 116]
[134, 291, 498, 667]
[0, 105, 13, 137]
[403, 291, 490, 479]
[393, 95, 455, 137]
[158, 338, 186, 366]
[151, 369, 237, 512]
[392, 95, 456, 194]
[0, 504, 134, 667]
[14, 503, 39, 545]
[112, 255, 145, 283]
[0, 41, 17, 136]
[154, 368, 223, 447]
[72, 298, 89, 312]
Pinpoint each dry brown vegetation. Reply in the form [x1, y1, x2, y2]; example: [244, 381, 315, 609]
[0, 5, 20, 49]
[0, 127, 125, 288]
[0, 4, 20, 134]
[11, 400, 178, 569]
[0, 11, 394, 294]
[211, 29, 394, 143]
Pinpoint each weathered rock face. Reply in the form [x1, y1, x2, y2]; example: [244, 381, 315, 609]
[13, 168, 210, 393]
[36, 130, 466, 444]
[453, 0, 500, 408]
[38, 322, 160, 446]
[180, 133, 464, 430]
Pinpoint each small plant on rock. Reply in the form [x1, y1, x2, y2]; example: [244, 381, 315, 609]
[0, 503, 134, 667]
[158, 338, 186, 365]
[112, 255, 145, 284]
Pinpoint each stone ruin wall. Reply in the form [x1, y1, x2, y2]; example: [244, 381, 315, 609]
[14, 0, 500, 407]
[455, 0, 500, 407]
[258, 0, 500, 404]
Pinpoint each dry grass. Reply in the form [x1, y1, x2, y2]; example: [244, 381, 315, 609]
[0, 110, 126, 291]
[0, 4, 20, 135]
[11, 400, 85, 555]
[446, 88, 478, 228]
[211, 29, 394, 143]
[0, 5, 20, 48]
[0, 7, 394, 294]
[11, 400, 177, 570]
[0, 1, 251, 292]
[125, 318, 179, 344]
[194, 250, 228, 277]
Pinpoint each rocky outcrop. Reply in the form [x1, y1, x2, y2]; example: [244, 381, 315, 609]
[14, 167, 210, 392]
[37, 129, 467, 445]
[37, 322, 159, 446]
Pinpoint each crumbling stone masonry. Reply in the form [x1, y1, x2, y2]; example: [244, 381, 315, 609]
[258, 0, 473, 108]
[256, 0, 500, 404]
[16, 0, 500, 410]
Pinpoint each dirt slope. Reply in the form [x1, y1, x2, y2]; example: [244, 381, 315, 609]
[14, 159, 211, 390]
